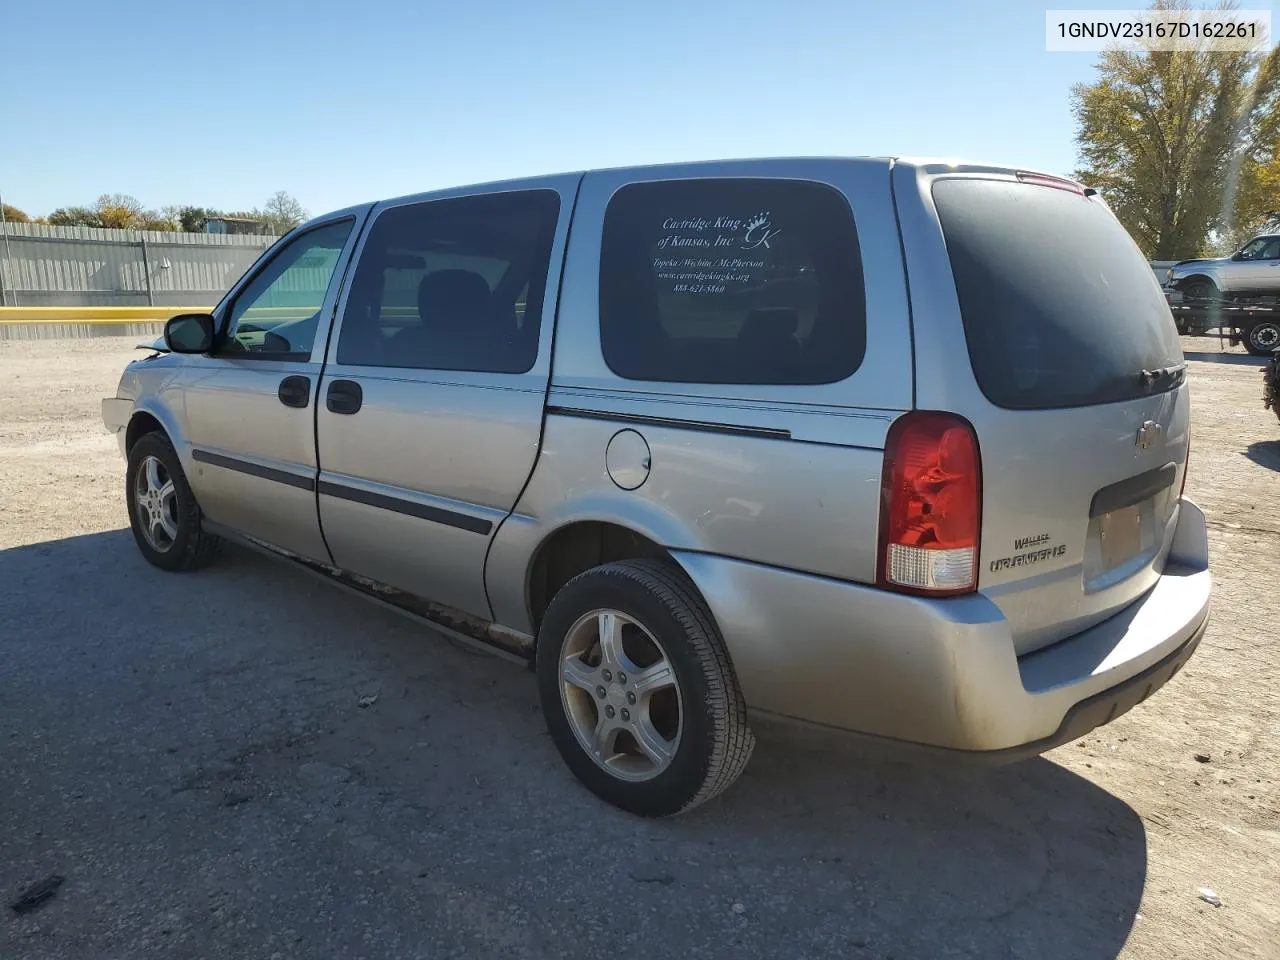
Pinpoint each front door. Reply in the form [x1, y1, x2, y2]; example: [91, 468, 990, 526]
[180, 214, 364, 560]
[1223, 235, 1280, 292]
[315, 180, 575, 619]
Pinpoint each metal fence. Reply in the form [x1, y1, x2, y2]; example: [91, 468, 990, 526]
[0, 222, 275, 307]
[0, 217, 1184, 311]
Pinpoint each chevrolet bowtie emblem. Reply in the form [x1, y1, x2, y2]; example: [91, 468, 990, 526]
[1136, 420, 1162, 449]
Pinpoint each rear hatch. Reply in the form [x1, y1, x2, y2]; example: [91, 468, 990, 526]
[906, 168, 1189, 656]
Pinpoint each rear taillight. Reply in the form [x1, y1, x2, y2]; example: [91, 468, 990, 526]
[877, 412, 982, 596]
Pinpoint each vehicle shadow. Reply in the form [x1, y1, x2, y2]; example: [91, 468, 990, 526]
[1183, 349, 1266, 366]
[1244, 438, 1280, 471]
[0, 531, 1146, 960]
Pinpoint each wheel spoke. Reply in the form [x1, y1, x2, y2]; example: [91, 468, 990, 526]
[592, 713, 620, 759]
[630, 715, 675, 768]
[561, 654, 599, 694]
[157, 504, 179, 540]
[144, 457, 164, 495]
[559, 604, 684, 783]
[596, 611, 623, 668]
[631, 660, 675, 699]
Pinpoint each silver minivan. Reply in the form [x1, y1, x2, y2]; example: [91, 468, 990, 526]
[102, 158, 1212, 816]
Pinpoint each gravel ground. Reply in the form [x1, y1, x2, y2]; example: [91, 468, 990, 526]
[1, 336, 1277, 960]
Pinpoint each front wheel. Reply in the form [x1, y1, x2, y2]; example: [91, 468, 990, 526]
[536, 559, 755, 817]
[1245, 320, 1280, 356]
[125, 432, 222, 571]
[1182, 278, 1221, 301]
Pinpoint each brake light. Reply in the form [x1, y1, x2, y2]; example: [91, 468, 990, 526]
[878, 412, 982, 595]
[1015, 171, 1087, 196]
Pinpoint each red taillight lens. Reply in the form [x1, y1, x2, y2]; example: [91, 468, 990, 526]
[1015, 171, 1087, 195]
[878, 412, 982, 596]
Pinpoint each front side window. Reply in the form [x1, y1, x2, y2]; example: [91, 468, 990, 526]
[599, 178, 866, 385]
[1238, 237, 1280, 260]
[336, 190, 561, 373]
[221, 219, 354, 358]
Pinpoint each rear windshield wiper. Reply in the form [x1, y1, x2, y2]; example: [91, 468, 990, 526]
[1139, 363, 1186, 388]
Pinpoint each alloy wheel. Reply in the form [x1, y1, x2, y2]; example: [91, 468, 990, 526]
[558, 608, 683, 782]
[134, 454, 178, 552]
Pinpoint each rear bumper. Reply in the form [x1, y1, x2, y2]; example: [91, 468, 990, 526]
[674, 497, 1211, 755]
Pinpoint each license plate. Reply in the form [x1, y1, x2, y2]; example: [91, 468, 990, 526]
[1099, 504, 1142, 570]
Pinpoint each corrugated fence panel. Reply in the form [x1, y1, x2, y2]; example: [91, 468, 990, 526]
[0, 221, 274, 306]
[0, 222, 272, 245]
[147, 241, 270, 304]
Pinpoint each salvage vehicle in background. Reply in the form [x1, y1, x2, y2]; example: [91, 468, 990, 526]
[102, 158, 1211, 816]
[1167, 234, 1280, 300]
[1165, 300, 1280, 356]
[1165, 235, 1280, 355]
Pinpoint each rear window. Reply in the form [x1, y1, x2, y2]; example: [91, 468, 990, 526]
[933, 178, 1182, 410]
[599, 178, 866, 385]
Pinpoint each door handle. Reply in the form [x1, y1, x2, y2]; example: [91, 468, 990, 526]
[277, 375, 311, 409]
[326, 379, 363, 415]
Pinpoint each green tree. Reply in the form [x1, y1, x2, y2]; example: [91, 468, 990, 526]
[1072, 0, 1280, 258]
[47, 206, 102, 227]
[1220, 141, 1280, 248]
[0, 203, 29, 223]
[176, 206, 212, 232]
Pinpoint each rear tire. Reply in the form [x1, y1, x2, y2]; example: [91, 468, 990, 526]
[126, 432, 222, 572]
[536, 559, 754, 817]
[1245, 320, 1280, 356]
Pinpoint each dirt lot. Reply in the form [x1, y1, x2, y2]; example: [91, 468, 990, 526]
[1, 336, 1277, 960]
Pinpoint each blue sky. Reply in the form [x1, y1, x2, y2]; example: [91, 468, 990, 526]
[2, 0, 1272, 219]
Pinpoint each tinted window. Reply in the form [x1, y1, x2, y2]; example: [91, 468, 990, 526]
[336, 190, 560, 373]
[599, 178, 866, 385]
[933, 179, 1182, 410]
[222, 219, 353, 358]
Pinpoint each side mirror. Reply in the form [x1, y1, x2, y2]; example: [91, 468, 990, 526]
[163, 313, 216, 353]
[1231, 250, 1247, 261]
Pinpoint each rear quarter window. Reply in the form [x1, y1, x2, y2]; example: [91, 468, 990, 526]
[599, 178, 866, 385]
[932, 178, 1182, 410]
